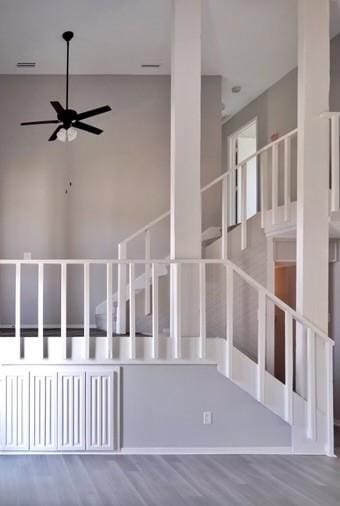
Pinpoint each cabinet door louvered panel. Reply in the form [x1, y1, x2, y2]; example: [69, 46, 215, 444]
[30, 371, 57, 451]
[0, 369, 29, 451]
[86, 370, 117, 451]
[58, 371, 85, 450]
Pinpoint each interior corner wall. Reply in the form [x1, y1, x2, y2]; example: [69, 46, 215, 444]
[222, 68, 298, 169]
[0, 74, 222, 326]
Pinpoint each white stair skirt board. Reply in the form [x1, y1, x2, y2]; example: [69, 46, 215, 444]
[216, 339, 331, 455]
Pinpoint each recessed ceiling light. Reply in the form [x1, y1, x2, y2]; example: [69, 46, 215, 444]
[232, 85, 242, 93]
[141, 64, 160, 68]
[16, 62, 36, 68]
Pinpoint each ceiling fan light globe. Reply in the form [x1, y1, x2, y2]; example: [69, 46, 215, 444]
[57, 128, 67, 142]
[67, 127, 77, 142]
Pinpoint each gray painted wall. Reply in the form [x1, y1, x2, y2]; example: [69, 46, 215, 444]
[0, 74, 221, 326]
[122, 365, 291, 448]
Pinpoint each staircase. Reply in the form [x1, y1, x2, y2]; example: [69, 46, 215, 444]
[0, 122, 337, 455]
[95, 226, 222, 332]
[92, 121, 339, 456]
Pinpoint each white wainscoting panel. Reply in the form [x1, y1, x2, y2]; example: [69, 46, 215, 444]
[86, 370, 117, 451]
[58, 371, 85, 450]
[0, 369, 29, 451]
[30, 370, 57, 451]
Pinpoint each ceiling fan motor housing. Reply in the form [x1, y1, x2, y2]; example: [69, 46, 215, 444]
[61, 109, 77, 129]
[62, 31, 74, 42]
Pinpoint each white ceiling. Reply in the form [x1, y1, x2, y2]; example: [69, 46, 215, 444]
[1, 0, 340, 118]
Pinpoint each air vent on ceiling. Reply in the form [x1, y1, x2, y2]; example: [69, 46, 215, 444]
[141, 64, 160, 68]
[16, 62, 36, 68]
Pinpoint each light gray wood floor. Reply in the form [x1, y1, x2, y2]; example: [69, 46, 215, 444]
[0, 431, 339, 506]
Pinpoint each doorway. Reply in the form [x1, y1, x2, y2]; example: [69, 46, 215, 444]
[274, 263, 296, 382]
[228, 119, 257, 224]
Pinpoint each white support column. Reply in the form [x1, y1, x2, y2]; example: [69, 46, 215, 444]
[170, 0, 202, 260]
[296, 0, 330, 396]
[170, 0, 202, 343]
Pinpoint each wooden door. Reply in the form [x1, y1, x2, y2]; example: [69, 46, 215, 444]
[275, 264, 296, 382]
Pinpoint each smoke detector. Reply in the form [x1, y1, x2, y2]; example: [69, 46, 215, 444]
[232, 85, 242, 94]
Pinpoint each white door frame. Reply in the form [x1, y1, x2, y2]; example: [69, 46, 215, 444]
[227, 117, 258, 225]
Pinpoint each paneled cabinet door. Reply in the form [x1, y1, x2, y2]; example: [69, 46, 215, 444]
[30, 370, 58, 450]
[0, 369, 29, 451]
[86, 370, 118, 451]
[58, 371, 85, 450]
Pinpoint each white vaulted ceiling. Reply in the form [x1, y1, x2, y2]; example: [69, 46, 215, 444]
[1, 0, 340, 117]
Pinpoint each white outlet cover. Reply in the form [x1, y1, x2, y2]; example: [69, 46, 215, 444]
[203, 411, 212, 425]
[24, 252, 32, 260]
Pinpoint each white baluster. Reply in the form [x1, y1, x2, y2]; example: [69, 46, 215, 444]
[61, 263, 67, 359]
[226, 264, 234, 378]
[116, 242, 127, 334]
[106, 263, 113, 359]
[38, 263, 44, 358]
[199, 263, 206, 359]
[284, 312, 293, 424]
[257, 292, 266, 403]
[144, 230, 151, 315]
[240, 163, 247, 250]
[272, 143, 279, 225]
[152, 263, 159, 360]
[260, 150, 268, 229]
[325, 341, 335, 456]
[221, 176, 229, 260]
[15, 263, 21, 359]
[173, 263, 182, 360]
[229, 168, 236, 226]
[129, 264, 136, 359]
[331, 116, 340, 212]
[83, 263, 90, 360]
[284, 136, 291, 221]
[307, 328, 317, 440]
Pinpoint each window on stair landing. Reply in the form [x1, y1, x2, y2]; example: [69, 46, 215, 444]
[228, 118, 257, 224]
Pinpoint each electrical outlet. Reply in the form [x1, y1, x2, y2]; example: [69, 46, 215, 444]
[24, 252, 32, 260]
[203, 411, 212, 425]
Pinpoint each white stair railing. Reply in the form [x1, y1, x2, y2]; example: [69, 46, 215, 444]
[0, 256, 334, 455]
[322, 112, 340, 213]
[116, 128, 299, 333]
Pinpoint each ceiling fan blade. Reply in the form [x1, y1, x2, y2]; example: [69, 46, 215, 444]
[74, 121, 103, 135]
[21, 120, 59, 126]
[50, 101, 65, 115]
[76, 105, 111, 121]
[48, 125, 63, 142]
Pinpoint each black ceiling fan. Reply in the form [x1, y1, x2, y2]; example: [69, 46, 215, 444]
[20, 31, 111, 141]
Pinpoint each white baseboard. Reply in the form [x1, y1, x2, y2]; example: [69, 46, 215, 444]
[0, 446, 293, 456]
[118, 446, 293, 455]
